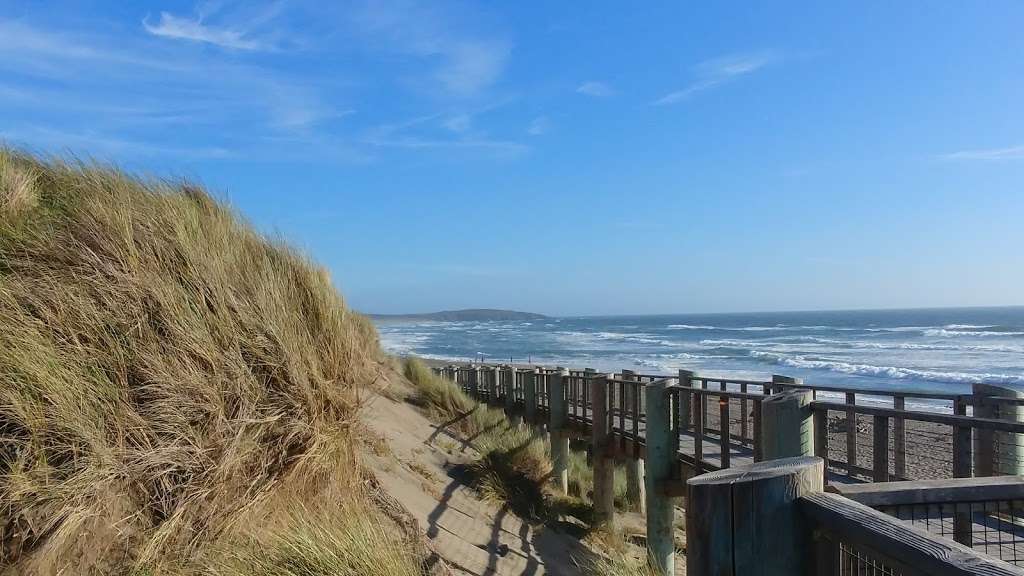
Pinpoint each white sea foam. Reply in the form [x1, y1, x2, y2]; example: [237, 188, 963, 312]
[748, 350, 1024, 385]
[714, 336, 1024, 354]
[924, 328, 1024, 337]
[378, 332, 431, 354]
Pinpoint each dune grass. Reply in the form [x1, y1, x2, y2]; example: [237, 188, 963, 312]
[208, 499, 421, 576]
[0, 148, 387, 574]
[402, 358, 629, 519]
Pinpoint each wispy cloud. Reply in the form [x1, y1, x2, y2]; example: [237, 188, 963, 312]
[526, 116, 549, 136]
[142, 1, 285, 51]
[143, 12, 268, 50]
[942, 145, 1024, 161]
[653, 51, 776, 105]
[0, 16, 346, 162]
[350, 1, 510, 98]
[443, 113, 472, 133]
[576, 81, 614, 97]
[0, 4, 525, 166]
[0, 125, 233, 160]
[362, 111, 526, 156]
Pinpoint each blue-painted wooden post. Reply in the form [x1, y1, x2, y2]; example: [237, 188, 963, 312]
[762, 389, 814, 460]
[550, 367, 569, 495]
[644, 379, 677, 575]
[973, 383, 1024, 476]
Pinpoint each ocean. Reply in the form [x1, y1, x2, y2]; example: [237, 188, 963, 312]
[375, 306, 1024, 397]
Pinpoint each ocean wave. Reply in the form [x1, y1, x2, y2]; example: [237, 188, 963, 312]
[747, 350, 1024, 385]
[556, 330, 682, 348]
[669, 324, 824, 332]
[378, 332, 431, 354]
[774, 336, 1023, 353]
[703, 334, 1024, 353]
[924, 328, 1024, 338]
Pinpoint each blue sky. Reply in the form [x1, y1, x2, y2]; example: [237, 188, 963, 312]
[2, 1, 1023, 315]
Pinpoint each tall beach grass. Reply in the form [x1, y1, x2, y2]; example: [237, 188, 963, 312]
[0, 148, 384, 573]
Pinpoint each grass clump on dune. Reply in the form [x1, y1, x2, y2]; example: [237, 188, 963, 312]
[210, 498, 421, 576]
[0, 148, 384, 574]
[402, 358, 629, 521]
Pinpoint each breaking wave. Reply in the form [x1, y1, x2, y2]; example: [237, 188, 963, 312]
[748, 350, 1024, 385]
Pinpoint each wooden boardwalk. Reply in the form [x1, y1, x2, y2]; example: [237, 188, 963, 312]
[435, 362, 1024, 572]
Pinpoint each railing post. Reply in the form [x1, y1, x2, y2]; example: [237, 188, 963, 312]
[761, 389, 814, 460]
[873, 414, 889, 482]
[719, 389, 731, 469]
[972, 383, 1024, 476]
[753, 396, 764, 462]
[893, 395, 907, 479]
[771, 374, 802, 393]
[487, 366, 498, 404]
[622, 369, 646, 514]
[813, 406, 829, 485]
[523, 368, 537, 424]
[507, 367, 522, 427]
[953, 396, 972, 478]
[678, 369, 694, 429]
[845, 391, 858, 476]
[474, 365, 482, 399]
[590, 373, 615, 527]
[952, 395, 974, 546]
[686, 456, 823, 576]
[644, 379, 676, 575]
[549, 367, 569, 495]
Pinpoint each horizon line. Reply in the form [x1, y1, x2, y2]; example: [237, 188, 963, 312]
[362, 302, 1024, 319]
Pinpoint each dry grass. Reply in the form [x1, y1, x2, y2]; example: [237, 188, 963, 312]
[401, 358, 631, 524]
[0, 148, 384, 574]
[211, 503, 421, 576]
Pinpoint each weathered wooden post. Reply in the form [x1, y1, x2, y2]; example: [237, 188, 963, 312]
[621, 369, 646, 514]
[549, 367, 570, 495]
[644, 379, 677, 574]
[474, 365, 483, 399]
[893, 395, 907, 479]
[771, 374, 802, 393]
[678, 369, 694, 430]
[761, 389, 814, 460]
[590, 372, 615, 527]
[687, 456, 824, 575]
[523, 368, 537, 424]
[506, 367, 522, 426]
[487, 366, 498, 405]
[973, 383, 1024, 476]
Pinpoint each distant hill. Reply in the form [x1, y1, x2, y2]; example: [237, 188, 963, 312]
[369, 308, 548, 322]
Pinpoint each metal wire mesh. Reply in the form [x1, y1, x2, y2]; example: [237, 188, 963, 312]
[877, 499, 1024, 566]
[837, 541, 904, 575]
[822, 408, 958, 481]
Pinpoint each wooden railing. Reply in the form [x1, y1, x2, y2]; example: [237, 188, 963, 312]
[436, 363, 1024, 483]
[689, 457, 1024, 575]
[433, 363, 1024, 575]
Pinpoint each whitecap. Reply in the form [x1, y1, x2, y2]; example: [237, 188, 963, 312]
[747, 350, 1024, 385]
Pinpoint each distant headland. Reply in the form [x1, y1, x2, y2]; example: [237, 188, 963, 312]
[368, 308, 548, 322]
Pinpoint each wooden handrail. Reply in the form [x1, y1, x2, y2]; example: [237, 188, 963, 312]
[801, 492, 1023, 576]
[811, 400, 1024, 433]
[833, 476, 1024, 507]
